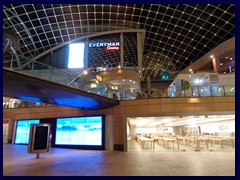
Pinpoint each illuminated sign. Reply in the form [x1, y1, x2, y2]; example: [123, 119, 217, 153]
[55, 116, 103, 146]
[107, 46, 119, 50]
[96, 75, 102, 82]
[160, 71, 170, 80]
[15, 119, 40, 144]
[68, 43, 85, 68]
[89, 42, 120, 47]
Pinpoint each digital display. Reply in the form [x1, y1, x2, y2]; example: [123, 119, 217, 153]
[34, 126, 49, 150]
[15, 120, 40, 144]
[68, 43, 85, 68]
[55, 116, 103, 146]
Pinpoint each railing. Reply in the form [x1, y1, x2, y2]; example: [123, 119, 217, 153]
[4, 50, 234, 102]
[88, 61, 138, 72]
[168, 85, 235, 97]
[3, 84, 235, 109]
[3, 50, 139, 100]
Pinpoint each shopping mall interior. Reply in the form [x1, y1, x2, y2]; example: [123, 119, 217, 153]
[3, 4, 236, 176]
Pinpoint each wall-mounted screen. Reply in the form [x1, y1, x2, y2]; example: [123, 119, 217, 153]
[68, 43, 85, 68]
[14, 119, 40, 144]
[55, 116, 104, 148]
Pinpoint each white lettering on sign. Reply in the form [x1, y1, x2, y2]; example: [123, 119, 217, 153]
[107, 46, 119, 50]
[89, 42, 120, 47]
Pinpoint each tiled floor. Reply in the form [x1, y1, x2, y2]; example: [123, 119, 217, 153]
[3, 140, 235, 176]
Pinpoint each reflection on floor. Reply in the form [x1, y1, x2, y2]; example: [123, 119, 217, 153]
[3, 141, 235, 176]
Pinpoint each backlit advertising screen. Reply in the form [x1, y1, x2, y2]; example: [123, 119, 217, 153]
[14, 119, 40, 144]
[55, 116, 104, 149]
[68, 43, 85, 68]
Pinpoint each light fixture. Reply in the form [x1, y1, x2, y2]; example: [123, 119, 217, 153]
[210, 55, 214, 58]
[118, 65, 121, 69]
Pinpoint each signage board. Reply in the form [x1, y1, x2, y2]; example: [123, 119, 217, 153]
[89, 42, 120, 51]
[28, 123, 50, 154]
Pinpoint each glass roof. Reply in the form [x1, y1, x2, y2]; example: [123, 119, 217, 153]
[3, 4, 235, 80]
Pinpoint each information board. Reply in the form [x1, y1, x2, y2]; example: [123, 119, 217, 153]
[28, 124, 50, 154]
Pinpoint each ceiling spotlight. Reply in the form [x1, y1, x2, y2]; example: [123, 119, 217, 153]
[210, 55, 214, 58]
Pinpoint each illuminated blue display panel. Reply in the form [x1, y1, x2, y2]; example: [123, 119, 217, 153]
[14, 119, 40, 144]
[55, 116, 104, 150]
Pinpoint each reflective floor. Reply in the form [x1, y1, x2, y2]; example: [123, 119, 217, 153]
[3, 140, 235, 176]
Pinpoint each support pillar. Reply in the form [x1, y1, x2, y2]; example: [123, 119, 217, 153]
[212, 57, 221, 73]
[120, 33, 124, 68]
[137, 32, 143, 77]
[85, 38, 89, 69]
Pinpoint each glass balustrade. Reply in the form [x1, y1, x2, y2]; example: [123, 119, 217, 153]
[168, 85, 235, 98]
[4, 50, 142, 100]
[3, 50, 235, 103]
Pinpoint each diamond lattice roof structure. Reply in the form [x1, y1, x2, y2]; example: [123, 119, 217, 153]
[3, 4, 235, 80]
